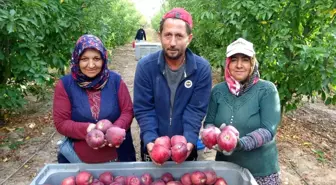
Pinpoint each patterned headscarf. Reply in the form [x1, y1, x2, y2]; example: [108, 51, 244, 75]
[71, 34, 109, 90]
[224, 56, 260, 96]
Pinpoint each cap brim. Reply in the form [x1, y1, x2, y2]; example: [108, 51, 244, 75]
[226, 49, 254, 58]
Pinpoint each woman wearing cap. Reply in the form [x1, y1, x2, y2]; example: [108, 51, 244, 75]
[53, 34, 136, 163]
[204, 38, 281, 184]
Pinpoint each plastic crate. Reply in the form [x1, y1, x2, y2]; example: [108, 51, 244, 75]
[135, 42, 161, 60]
[30, 161, 258, 185]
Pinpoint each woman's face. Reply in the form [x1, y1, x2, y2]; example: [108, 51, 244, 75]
[229, 53, 252, 82]
[79, 48, 103, 78]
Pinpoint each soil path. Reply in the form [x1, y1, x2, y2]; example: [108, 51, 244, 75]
[0, 30, 335, 185]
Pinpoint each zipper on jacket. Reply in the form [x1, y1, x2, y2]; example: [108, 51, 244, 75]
[163, 69, 189, 127]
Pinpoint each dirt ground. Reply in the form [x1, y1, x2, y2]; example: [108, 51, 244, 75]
[0, 30, 335, 185]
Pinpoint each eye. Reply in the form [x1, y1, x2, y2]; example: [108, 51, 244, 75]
[231, 58, 238, 62]
[93, 57, 102, 62]
[80, 58, 89, 62]
[243, 57, 250, 62]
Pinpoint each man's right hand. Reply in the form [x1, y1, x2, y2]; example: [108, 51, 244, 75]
[146, 142, 161, 166]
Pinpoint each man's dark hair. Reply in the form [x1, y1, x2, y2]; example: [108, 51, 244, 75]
[159, 18, 192, 35]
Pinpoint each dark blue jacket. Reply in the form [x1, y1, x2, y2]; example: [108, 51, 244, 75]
[61, 71, 135, 162]
[135, 28, 146, 40]
[133, 49, 212, 149]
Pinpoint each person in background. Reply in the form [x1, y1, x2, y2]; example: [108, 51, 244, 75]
[204, 38, 281, 185]
[133, 7, 212, 163]
[53, 34, 136, 163]
[134, 26, 147, 41]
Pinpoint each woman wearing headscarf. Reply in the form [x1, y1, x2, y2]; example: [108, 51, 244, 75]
[204, 38, 281, 184]
[53, 34, 135, 163]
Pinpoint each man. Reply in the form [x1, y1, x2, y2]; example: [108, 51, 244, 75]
[134, 26, 147, 41]
[133, 7, 212, 163]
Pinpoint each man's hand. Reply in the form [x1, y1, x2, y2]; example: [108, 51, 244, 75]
[186, 142, 194, 157]
[147, 142, 161, 166]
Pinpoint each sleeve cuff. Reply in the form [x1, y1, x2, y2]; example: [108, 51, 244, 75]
[184, 132, 199, 146]
[143, 132, 158, 147]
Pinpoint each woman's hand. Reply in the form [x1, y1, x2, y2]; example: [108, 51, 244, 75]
[86, 123, 96, 133]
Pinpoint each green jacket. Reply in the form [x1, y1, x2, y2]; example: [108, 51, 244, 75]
[204, 80, 281, 177]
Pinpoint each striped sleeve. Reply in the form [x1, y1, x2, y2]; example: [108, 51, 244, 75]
[239, 128, 273, 151]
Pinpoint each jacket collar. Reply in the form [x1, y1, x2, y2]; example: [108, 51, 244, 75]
[158, 48, 197, 76]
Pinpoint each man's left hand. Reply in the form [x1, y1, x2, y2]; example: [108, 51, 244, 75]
[186, 142, 194, 157]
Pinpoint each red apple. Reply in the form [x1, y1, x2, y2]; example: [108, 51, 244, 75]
[221, 125, 239, 137]
[214, 177, 228, 185]
[180, 173, 192, 185]
[114, 176, 126, 185]
[111, 182, 124, 185]
[150, 180, 165, 185]
[105, 126, 126, 147]
[76, 171, 93, 185]
[86, 129, 105, 148]
[190, 171, 206, 185]
[61, 176, 76, 185]
[151, 144, 171, 164]
[166, 181, 182, 185]
[217, 130, 237, 152]
[161, 172, 174, 183]
[154, 136, 171, 149]
[170, 135, 187, 146]
[201, 126, 221, 149]
[140, 173, 153, 185]
[203, 170, 217, 185]
[171, 142, 188, 164]
[126, 176, 141, 185]
[99, 171, 114, 185]
[91, 179, 104, 185]
[96, 119, 113, 133]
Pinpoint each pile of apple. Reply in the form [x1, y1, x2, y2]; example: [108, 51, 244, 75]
[151, 135, 189, 164]
[200, 125, 239, 152]
[56, 169, 228, 185]
[86, 119, 126, 148]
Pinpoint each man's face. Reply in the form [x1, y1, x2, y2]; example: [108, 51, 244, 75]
[159, 18, 192, 61]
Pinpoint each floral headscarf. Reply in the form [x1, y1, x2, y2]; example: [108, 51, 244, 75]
[71, 34, 109, 90]
[224, 56, 260, 96]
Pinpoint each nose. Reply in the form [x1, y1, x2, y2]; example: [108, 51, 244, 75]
[236, 59, 243, 68]
[88, 59, 95, 68]
[170, 36, 177, 47]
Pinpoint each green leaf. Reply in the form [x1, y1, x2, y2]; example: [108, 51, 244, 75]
[9, 9, 16, 16]
[0, 50, 4, 60]
[6, 22, 14, 33]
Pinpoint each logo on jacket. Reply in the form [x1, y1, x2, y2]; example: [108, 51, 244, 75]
[184, 80, 192, 88]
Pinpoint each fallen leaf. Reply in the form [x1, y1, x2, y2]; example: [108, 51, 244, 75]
[24, 165, 29, 168]
[303, 142, 312, 146]
[28, 122, 36, 129]
[4, 127, 15, 132]
[25, 136, 30, 140]
[3, 158, 8, 162]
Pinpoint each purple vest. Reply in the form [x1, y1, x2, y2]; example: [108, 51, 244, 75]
[61, 71, 135, 161]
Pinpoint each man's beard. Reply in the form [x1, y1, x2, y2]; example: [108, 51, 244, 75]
[164, 48, 183, 60]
